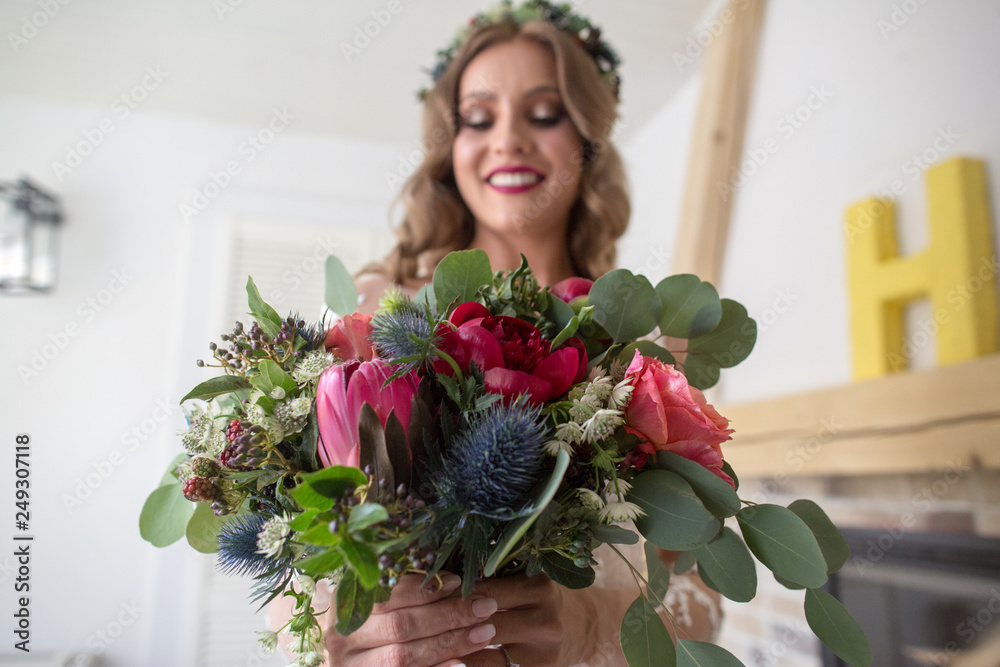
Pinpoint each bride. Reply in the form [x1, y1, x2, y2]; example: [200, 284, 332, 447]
[272, 2, 721, 665]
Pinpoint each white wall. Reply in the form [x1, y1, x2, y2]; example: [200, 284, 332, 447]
[620, 0, 1000, 407]
[0, 94, 410, 666]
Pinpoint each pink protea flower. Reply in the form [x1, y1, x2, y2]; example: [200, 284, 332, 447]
[315, 358, 419, 468]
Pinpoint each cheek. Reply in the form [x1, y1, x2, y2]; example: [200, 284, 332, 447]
[452, 135, 483, 190]
[540, 129, 584, 190]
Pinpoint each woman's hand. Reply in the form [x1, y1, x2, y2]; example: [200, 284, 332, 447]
[325, 572, 500, 667]
[457, 573, 613, 667]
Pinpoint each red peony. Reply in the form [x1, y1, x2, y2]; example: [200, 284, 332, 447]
[622, 350, 735, 487]
[550, 277, 594, 304]
[435, 303, 587, 404]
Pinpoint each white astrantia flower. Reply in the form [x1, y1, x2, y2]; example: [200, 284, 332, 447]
[569, 394, 602, 423]
[257, 630, 279, 653]
[605, 477, 633, 501]
[289, 396, 311, 418]
[610, 356, 630, 383]
[577, 488, 605, 511]
[584, 376, 613, 402]
[582, 409, 623, 443]
[296, 574, 316, 596]
[599, 499, 646, 524]
[291, 350, 335, 384]
[555, 421, 584, 443]
[544, 438, 573, 456]
[269, 386, 287, 400]
[256, 513, 292, 559]
[609, 380, 635, 411]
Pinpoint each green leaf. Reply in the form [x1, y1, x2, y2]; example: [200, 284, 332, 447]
[677, 640, 746, 667]
[297, 548, 346, 576]
[629, 470, 721, 551]
[299, 465, 368, 499]
[412, 283, 437, 312]
[590, 269, 662, 342]
[540, 552, 595, 589]
[655, 275, 723, 339]
[139, 484, 196, 547]
[674, 550, 697, 575]
[805, 588, 873, 666]
[259, 359, 297, 395]
[550, 315, 580, 350]
[247, 276, 282, 339]
[433, 249, 493, 310]
[618, 340, 676, 366]
[289, 481, 336, 511]
[644, 541, 671, 602]
[736, 505, 827, 588]
[185, 502, 232, 553]
[543, 288, 577, 331]
[654, 452, 740, 518]
[620, 594, 676, 667]
[483, 449, 570, 576]
[287, 508, 320, 532]
[720, 460, 739, 491]
[694, 527, 757, 602]
[348, 503, 389, 532]
[325, 255, 358, 316]
[334, 570, 375, 636]
[338, 538, 380, 589]
[789, 499, 850, 574]
[591, 524, 639, 545]
[298, 523, 342, 546]
[774, 573, 805, 590]
[180, 375, 252, 403]
[686, 299, 757, 369]
[682, 353, 721, 390]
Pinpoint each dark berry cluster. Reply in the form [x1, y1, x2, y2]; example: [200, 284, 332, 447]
[224, 419, 267, 468]
[196, 317, 308, 372]
[183, 476, 219, 503]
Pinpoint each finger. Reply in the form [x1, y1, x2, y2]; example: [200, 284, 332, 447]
[352, 595, 499, 649]
[363, 622, 498, 667]
[372, 572, 462, 613]
[471, 573, 550, 609]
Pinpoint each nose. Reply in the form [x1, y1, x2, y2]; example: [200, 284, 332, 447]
[491, 111, 532, 156]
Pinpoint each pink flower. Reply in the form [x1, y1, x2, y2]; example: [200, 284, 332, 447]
[324, 313, 375, 362]
[434, 303, 587, 404]
[315, 358, 419, 468]
[622, 350, 735, 487]
[550, 277, 593, 304]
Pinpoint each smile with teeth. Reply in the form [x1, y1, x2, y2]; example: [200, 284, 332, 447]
[488, 172, 543, 187]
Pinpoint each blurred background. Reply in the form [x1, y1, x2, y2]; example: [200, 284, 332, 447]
[1, 1, 998, 665]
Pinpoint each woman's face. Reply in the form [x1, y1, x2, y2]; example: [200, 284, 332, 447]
[452, 38, 584, 239]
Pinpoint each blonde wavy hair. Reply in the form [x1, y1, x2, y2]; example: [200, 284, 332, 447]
[367, 18, 630, 284]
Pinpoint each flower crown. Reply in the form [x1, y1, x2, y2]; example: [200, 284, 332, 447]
[417, 0, 622, 103]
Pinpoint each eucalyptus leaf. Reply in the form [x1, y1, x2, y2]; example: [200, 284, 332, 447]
[544, 287, 577, 331]
[628, 470, 721, 551]
[590, 269, 662, 342]
[483, 449, 570, 576]
[180, 375, 252, 403]
[412, 283, 437, 312]
[686, 299, 757, 369]
[325, 255, 358, 316]
[433, 249, 493, 311]
[139, 483, 195, 547]
[655, 275, 722, 339]
[681, 353, 721, 390]
[720, 460, 740, 492]
[654, 452, 740, 518]
[694, 527, 757, 602]
[185, 502, 232, 553]
[246, 276, 282, 339]
[673, 550, 697, 575]
[620, 594, 676, 667]
[805, 588, 873, 666]
[591, 524, 639, 545]
[644, 541, 671, 602]
[677, 640, 746, 667]
[158, 453, 189, 486]
[736, 504, 827, 589]
[540, 552, 595, 589]
[789, 499, 850, 574]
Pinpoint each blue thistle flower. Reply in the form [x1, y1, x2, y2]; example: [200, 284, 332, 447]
[436, 398, 548, 516]
[217, 514, 277, 578]
[370, 302, 435, 367]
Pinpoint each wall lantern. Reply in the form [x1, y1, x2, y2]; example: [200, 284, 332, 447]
[0, 178, 63, 294]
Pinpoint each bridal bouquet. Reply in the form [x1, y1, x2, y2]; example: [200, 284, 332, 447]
[141, 250, 871, 667]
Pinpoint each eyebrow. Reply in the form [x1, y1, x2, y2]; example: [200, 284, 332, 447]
[458, 84, 560, 105]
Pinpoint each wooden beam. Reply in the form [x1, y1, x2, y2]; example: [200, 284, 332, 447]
[720, 354, 1000, 477]
[673, 0, 768, 284]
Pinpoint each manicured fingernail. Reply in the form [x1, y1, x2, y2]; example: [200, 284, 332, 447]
[471, 597, 498, 618]
[468, 623, 496, 644]
[438, 573, 462, 593]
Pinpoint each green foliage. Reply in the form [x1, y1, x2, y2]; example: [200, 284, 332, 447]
[246, 276, 283, 339]
[180, 375, 252, 403]
[805, 588, 873, 666]
[140, 483, 195, 547]
[788, 499, 850, 574]
[334, 570, 376, 636]
[324, 255, 358, 316]
[629, 470, 721, 551]
[539, 551, 595, 589]
[694, 527, 757, 602]
[677, 641, 746, 667]
[433, 249, 493, 311]
[736, 504, 827, 589]
[186, 502, 232, 553]
[618, 340, 676, 367]
[620, 594, 675, 667]
[655, 275, 722, 339]
[653, 452, 740, 518]
[590, 269, 662, 342]
[683, 299, 757, 390]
